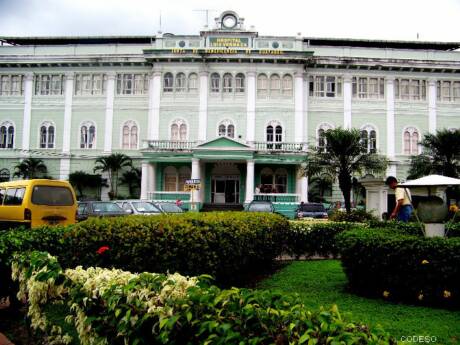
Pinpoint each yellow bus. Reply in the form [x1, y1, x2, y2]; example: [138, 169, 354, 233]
[0, 179, 77, 229]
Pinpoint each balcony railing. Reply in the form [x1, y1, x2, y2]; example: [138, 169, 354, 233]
[254, 193, 300, 203]
[144, 140, 196, 151]
[143, 140, 308, 153]
[147, 191, 191, 201]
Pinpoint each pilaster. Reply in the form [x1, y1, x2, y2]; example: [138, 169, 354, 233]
[21, 72, 33, 151]
[198, 70, 209, 142]
[246, 70, 256, 144]
[343, 74, 352, 129]
[428, 78, 437, 134]
[294, 71, 304, 143]
[103, 72, 116, 153]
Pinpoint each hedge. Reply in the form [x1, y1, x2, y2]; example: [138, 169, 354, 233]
[336, 229, 460, 307]
[12, 251, 395, 345]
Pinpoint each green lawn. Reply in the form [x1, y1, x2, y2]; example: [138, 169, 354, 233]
[257, 260, 460, 345]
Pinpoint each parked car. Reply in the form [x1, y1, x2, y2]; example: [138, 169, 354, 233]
[296, 202, 328, 219]
[77, 201, 127, 222]
[114, 200, 162, 215]
[152, 202, 184, 214]
[245, 200, 275, 213]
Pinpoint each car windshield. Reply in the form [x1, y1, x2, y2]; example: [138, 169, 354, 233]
[299, 204, 325, 212]
[248, 203, 272, 212]
[159, 203, 183, 213]
[32, 186, 74, 206]
[92, 202, 123, 213]
[132, 202, 161, 213]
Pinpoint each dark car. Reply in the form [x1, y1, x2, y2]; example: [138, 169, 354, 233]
[296, 202, 328, 219]
[152, 202, 184, 214]
[245, 200, 275, 213]
[77, 201, 128, 221]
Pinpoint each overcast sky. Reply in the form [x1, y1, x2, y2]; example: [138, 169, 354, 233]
[0, 0, 459, 42]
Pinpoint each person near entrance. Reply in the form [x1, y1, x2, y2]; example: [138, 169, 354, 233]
[385, 176, 413, 222]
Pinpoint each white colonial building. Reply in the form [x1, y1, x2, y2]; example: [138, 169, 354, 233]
[1, 11, 460, 216]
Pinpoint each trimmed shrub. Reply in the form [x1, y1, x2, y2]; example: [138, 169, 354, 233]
[366, 220, 423, 236]
[337, 229, 460, 307]
[446, 222, 460, 237]
[285, 221, 366, 258]
[60, 212, 288, 284]
[12, 251, 395, 345]
[328, 209, 378, 222]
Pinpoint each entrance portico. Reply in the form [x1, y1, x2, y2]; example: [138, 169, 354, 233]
[140, 136, 308, 217]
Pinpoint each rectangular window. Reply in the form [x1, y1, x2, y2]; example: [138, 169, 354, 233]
[116, 74, 148, 95]
[442, 81, 451, 101]
[453, 82, 460, 101]
[310, 75, 342, 98]
[4, 187, 25, 206]
[31, 186, 74, 206]
[0, 75, 10, 96]
[34, 75, 65, 95]
[0, 75, 24, 96]
[395, 78, 426, 101]
[352, 77, 385, 99]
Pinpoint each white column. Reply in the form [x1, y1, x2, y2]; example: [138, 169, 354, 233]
[343, 75, 352, 129]
[140, 162, 149, 200]
[386, 77, 395, 159]
[191, 158, 201, 205]
[103, 72, 116, 153]
[21, 72, 33, 151]
[295, 165, 308, 203]
[303, 73, 309, 148]
[198, 71, 209, 142]
[148, 163, 155, 194]
[59, 158, 70, 180]
[245, 159, 255, 203]
[294, 71, 304, 143]
[246, 71, 256, 144]
[428, 78, 437, 134]
[148, 70, 162, 140]
[62, 72, 74, 154]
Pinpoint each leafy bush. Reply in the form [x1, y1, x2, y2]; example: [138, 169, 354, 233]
[446, 222, 460, 238]
[285, 221, 366, 258]
[60, 212, 288, 285]
[336, 229, 460, 307]
[366, 220, 423, 236]
[12, 251, 395, 345]
[328, 209, 378, 222]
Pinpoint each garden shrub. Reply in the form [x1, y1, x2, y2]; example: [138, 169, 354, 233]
[366, 220, 423, 236]
[12, 251, 395, 345]
[285, 221, 366, 258]
[336, 229, 460, 307]
[328, 209, 378, 222]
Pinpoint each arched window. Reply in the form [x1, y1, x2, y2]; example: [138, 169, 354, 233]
[210, 73, 220, 93]
[223, 73, 233, 93]
[0, 121, 14, 149]
[235, 73, 245, 93]
[257, 74, 268, 97]
[188, 73, 198, 92]
[266, 121, 283, 149]
[270, 74, 281, 97]
[121, 120, 138, 149]
[163, 72, 173, 92]
[217, 119, 235, 138]
[282, 74, 293, 96]
[403, 127, 420, 155]
[175, 73, 186, 92]
[170, 119, 187, 141]
[39, 121, 55, 149]
[317, 123, 334, 152]
[360, 125, 377, 153]
[80, 121, 96, 149]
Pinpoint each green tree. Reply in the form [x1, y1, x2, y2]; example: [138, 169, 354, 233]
[93, 154, 132, 199]
[304, 127, 388, 213]
[13, 158, 48, 179]
[408, 129, 460, 179]
[69, 171, 105, 199]
[120, 167, 141, 198]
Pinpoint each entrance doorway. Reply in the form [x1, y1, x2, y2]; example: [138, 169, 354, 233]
[211, 175, 240, 204]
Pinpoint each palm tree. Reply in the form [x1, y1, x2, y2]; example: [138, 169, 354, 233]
[408, 129, 460, 179]
[93, 153, 132, 199]
[120, 167, 141, 198]
[303, 127, 388, 213]
[13, 158, 47, 179]
[69, 171, 106, 199]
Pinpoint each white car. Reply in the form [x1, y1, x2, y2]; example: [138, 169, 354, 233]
[115, 200, 162, 215]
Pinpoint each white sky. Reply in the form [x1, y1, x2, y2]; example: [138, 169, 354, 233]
[0, 0, 459, 42]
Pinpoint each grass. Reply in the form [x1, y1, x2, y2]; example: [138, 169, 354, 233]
[257, 260, 460, 345]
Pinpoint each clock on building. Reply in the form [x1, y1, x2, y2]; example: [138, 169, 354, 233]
[222, 14, 237, 29]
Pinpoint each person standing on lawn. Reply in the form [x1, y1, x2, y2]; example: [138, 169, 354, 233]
[385, 176, 413, 222]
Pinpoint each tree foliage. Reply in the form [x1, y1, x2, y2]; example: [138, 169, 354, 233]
[93, 154, 132, 199]
[13, 158, 48, 179]
[303, 127, 388, 213]
[119, 167, 141, 198]
[408, 129, 460, 179]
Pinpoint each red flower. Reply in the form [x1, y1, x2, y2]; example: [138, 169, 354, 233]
[96, 246, 110, 255]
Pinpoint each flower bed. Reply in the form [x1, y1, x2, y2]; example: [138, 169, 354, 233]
[336, 229, 460, 307]
[12, 251, 395, 345]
